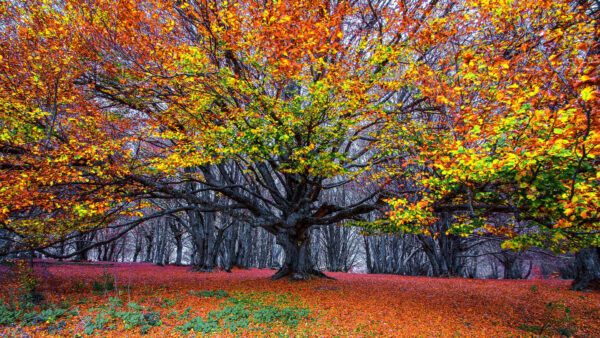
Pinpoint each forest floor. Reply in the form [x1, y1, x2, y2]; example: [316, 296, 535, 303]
[0, 262, 599, 337]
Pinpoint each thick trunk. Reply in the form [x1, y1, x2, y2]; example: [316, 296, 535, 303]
[503, 259, 522, 279]
[235, 224, 251, 268]
[0, 230, 12, 262]
[153, 221, 166, 266]
[223, 224, 238, 272]
[496, 251, 527, 279]
[419, 235, 442, 276]
[270, 232, 333, 281]
[210, 227, 227, 269]
[74, 232, 91, 262]
[241, 226, 252, 268]
[190, 230, 203, 266]
[189, 211, 222, 271]
[572, 247, 600, 291]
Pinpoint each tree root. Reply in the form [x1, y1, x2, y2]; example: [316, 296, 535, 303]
[270, 267, 337, 281]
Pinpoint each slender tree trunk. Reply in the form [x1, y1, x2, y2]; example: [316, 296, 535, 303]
[266, 230, 274, 268]
[57, 239, 65, 262]
[154, 231, 164, 266]
[168, 218, 184, 266]
[203, 213, 215, 269]
[174, 235, 183, 266]
[144, 234, 153, 262]
[132, 236, 141, 263]
[364, 235, 372, 273]
[102, 245, 107, 261]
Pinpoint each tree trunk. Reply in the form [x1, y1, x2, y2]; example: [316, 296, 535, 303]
[572, 247, 600, 291]
[57, 239, 65, 262]
[188, 210, 221, 272]
[74, 231, 92, 262]
[144, 234, 153, 262]
[364, 235, 372, 273]
[174, 235, 183, 266]
[223, 223, 238, 271]
[419, 235, 441, 276]
[0, 230, 13, 263]
[270, 232, 333, 280]
[503, 259, 522, 279]
[132, 236, 142, 263]
[210, 226, 227, 269]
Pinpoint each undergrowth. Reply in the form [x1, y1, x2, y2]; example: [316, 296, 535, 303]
[176, 290, 311, 335]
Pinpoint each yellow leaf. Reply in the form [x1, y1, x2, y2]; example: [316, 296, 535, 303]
[581, 87, 595, 101]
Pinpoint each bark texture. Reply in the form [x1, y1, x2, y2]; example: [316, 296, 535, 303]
[572, 247, 600, 291]
[270, 232, 333, 281]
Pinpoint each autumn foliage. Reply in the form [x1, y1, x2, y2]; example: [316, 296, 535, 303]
[1, 0, 600, 327]
[0, 263, 598, 337]
[1, 0, 598, 257]
[372, 0, 600, 253]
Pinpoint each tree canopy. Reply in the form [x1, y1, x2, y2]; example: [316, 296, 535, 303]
[1, 0, 599, 281]
[377, 0, 600, 254]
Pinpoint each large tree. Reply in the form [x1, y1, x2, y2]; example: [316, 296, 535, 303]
[1, 0, 446, 279]
[93, 0, 426, 280]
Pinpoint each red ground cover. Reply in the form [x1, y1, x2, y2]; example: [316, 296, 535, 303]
[1, 262, 599, 337]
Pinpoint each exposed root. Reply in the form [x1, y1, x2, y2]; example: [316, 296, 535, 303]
[189, 266, 216, 273]
[270, 268, 337, 281]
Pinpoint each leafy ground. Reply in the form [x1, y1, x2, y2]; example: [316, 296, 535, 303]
[1, 262, 599, 337]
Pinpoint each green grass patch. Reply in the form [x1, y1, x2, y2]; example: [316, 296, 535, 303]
[177, 290, 311, 335]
